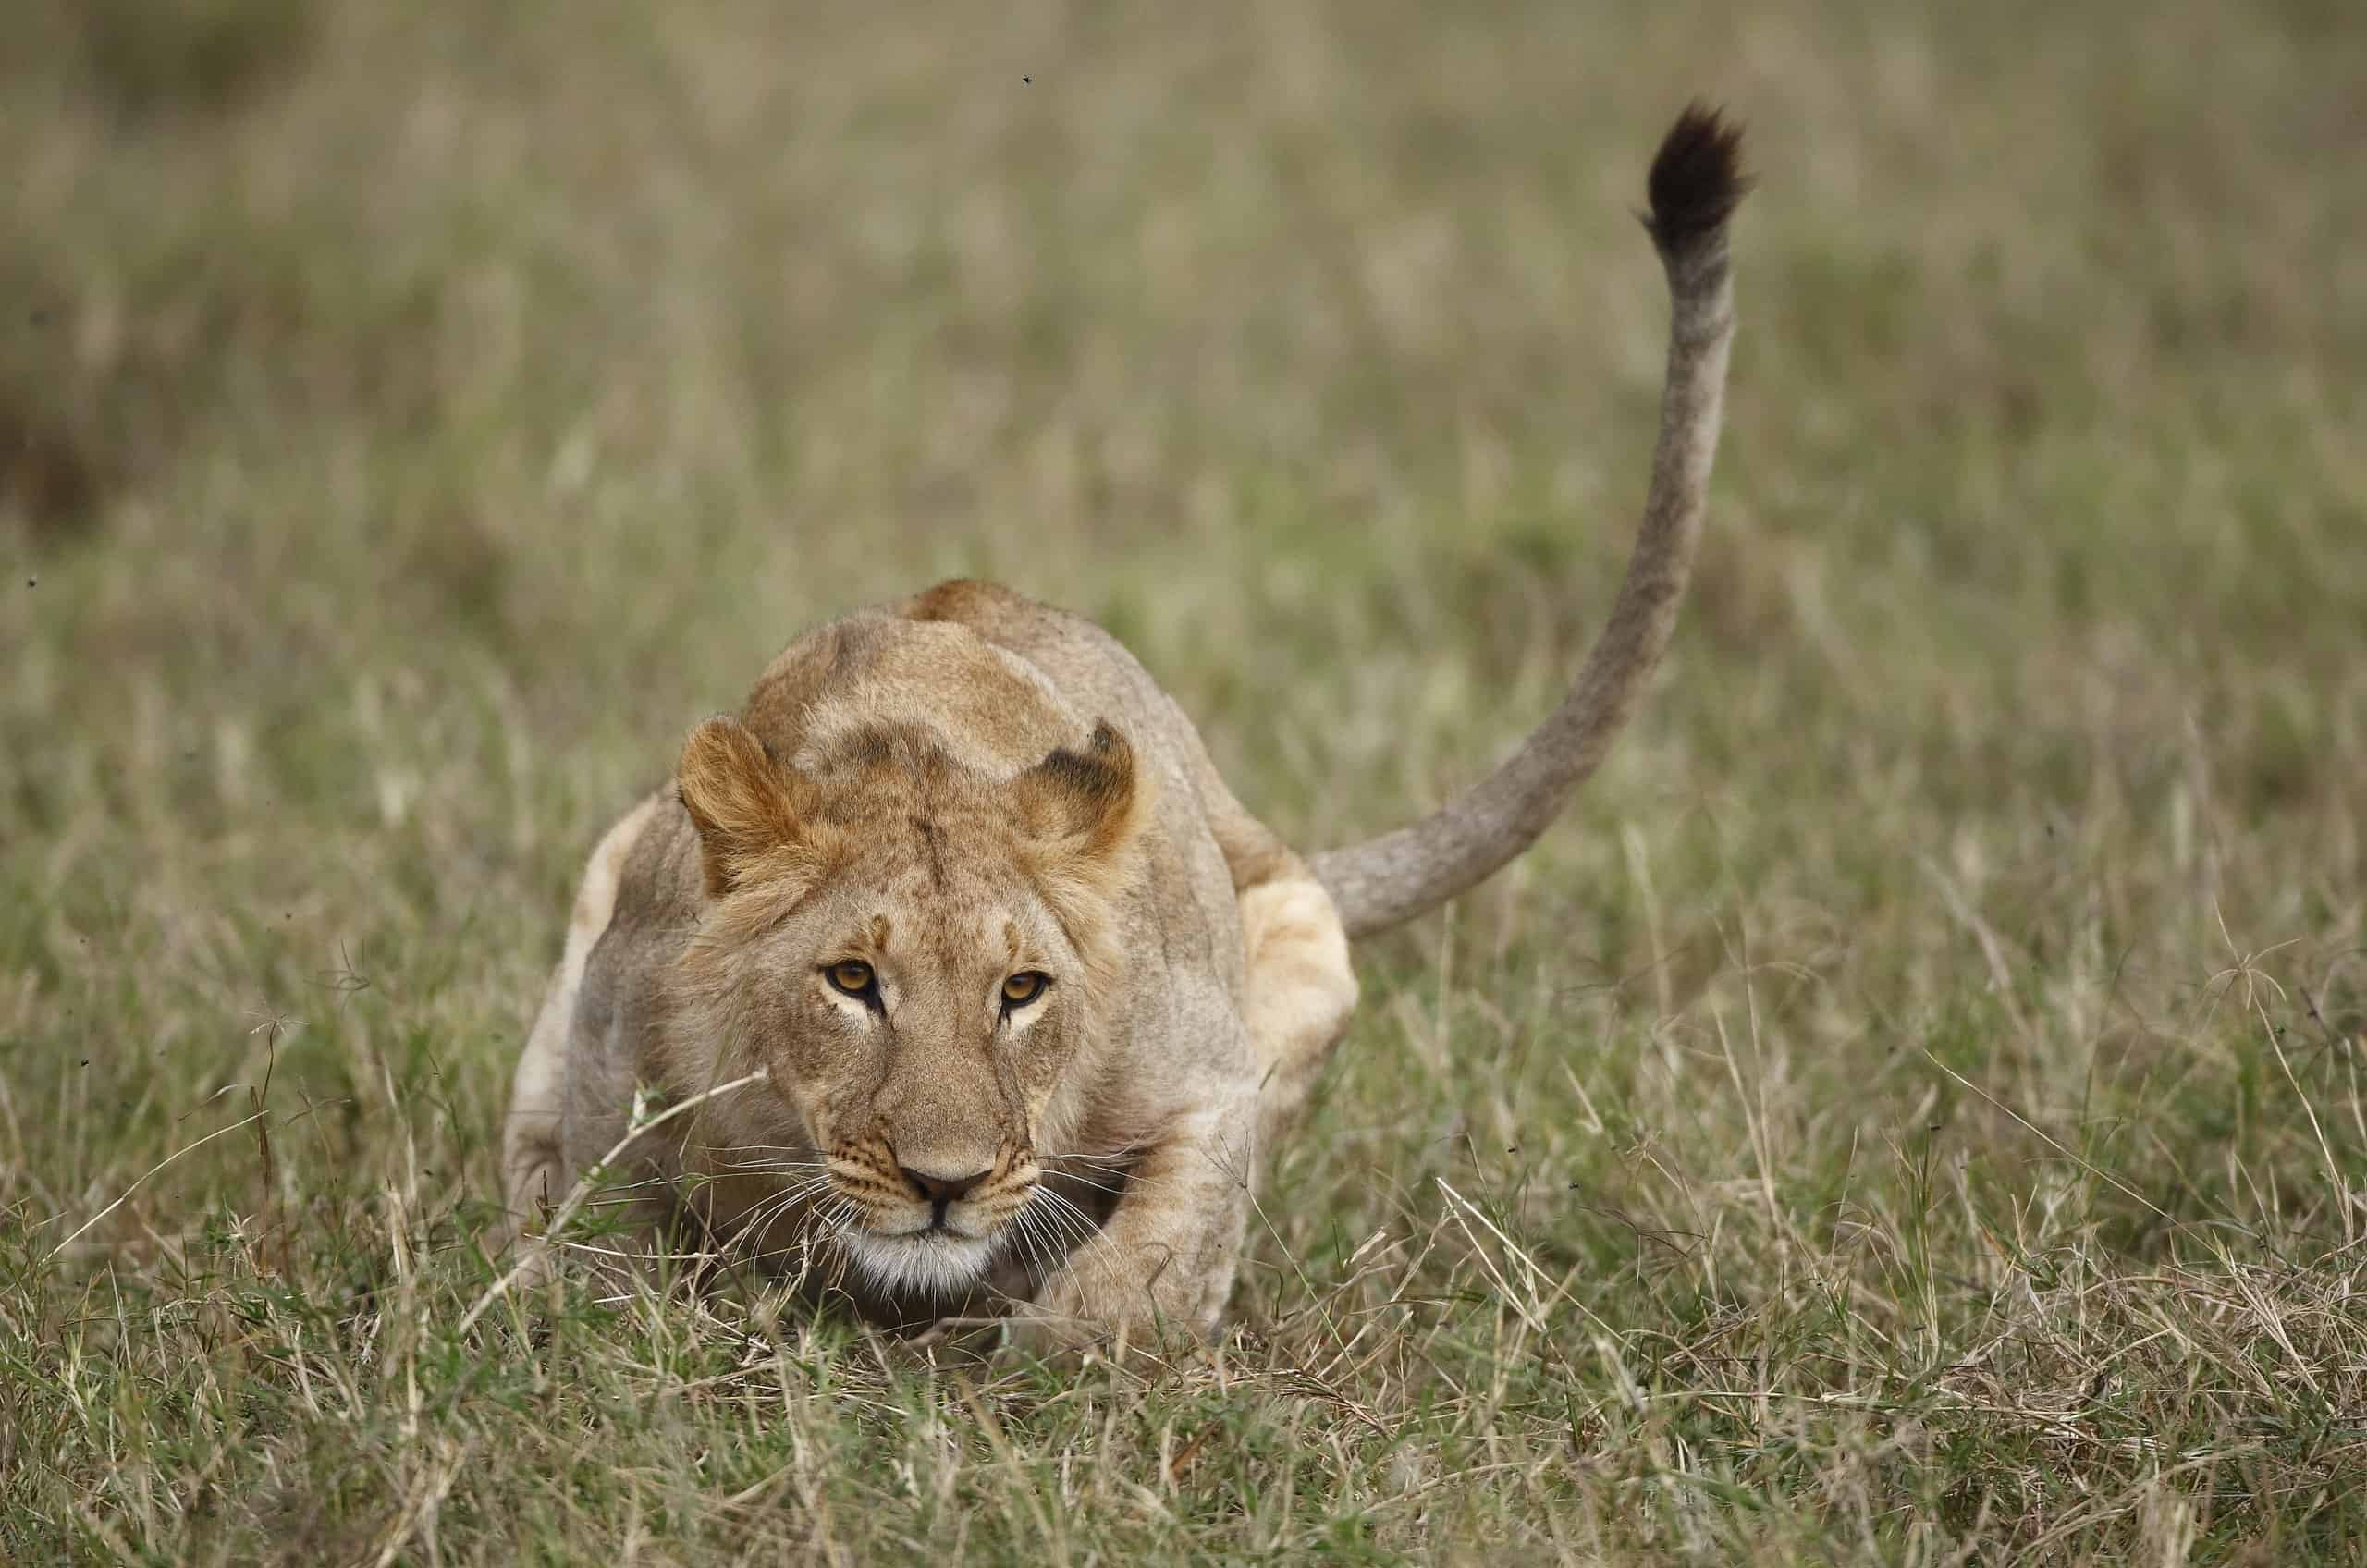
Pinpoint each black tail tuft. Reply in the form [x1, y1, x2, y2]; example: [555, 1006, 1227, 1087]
[1645, 103, 1749, 259]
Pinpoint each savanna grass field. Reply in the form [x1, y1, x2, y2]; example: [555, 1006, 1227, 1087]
[5, 1, 2364, 1561]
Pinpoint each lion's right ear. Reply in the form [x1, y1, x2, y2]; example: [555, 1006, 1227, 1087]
[677, 716, 815, 898]
[1013, 721, 1147, 872]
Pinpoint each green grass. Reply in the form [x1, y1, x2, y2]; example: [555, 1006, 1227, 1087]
[4, 0, 2363, 1561]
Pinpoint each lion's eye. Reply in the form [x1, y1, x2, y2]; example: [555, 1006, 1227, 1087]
[826, 960, 876, 998]
[1000, 972, 1050, 1008]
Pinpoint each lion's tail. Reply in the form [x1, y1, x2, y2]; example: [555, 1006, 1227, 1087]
[1311, 104, 1748, 939]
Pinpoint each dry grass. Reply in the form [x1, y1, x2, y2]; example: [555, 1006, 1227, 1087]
[4, 0, 2364, 1561]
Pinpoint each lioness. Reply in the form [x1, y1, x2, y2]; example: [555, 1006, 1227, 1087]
[499, 106, 1745, 1346]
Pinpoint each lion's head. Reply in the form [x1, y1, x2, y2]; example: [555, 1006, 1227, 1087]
[668, 708, 1144, 1295]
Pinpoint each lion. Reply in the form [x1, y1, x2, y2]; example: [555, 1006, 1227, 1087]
[497, 106, 1747, 1346]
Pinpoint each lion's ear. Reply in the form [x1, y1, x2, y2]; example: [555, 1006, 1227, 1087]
[1013, 721, 1146, 870]
[677, 716, 813, 897]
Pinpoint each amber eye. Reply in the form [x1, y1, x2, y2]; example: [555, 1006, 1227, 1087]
[1000, 972, 1050, 1008]
[826, 960, 876, 998]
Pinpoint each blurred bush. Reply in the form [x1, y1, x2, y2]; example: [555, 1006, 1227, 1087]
[3, 0, 319, 538]
[68, 0, 317, 120]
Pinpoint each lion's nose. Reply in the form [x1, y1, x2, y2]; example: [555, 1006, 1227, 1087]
[898, 1164, 991, 1205]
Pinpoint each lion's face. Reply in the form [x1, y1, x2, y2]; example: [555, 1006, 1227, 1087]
[671, 711, 1141, 1296]
[722, 841, 1091, 1292]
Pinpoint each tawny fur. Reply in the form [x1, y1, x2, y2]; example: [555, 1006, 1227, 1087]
[498, 106, 1747, 1347]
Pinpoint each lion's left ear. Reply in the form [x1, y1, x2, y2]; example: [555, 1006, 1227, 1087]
[1013, 721, 1147, 870]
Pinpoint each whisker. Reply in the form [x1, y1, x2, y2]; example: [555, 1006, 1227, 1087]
[1043, 1169, 1130, 1197]
[1029, 1188, 1100, 1265]
[740, 1175, 836, 1236]
[1034, 1141, 1155, 1162]
[1047, 1163, 1184, 1201]
[1042, 1188, 1099, 1241]
[717, 1170, 844, 1256]
[1039, 1191, 1135, 1301]
[1017, 1197, 1080, 1290]
[999, 1203, 1041, 1281]
[708, 1163, 828, 1183]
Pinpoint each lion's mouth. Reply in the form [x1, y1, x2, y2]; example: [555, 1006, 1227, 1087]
[862, 1217, 983, 1242]
[835, 1219, 1000, 1296]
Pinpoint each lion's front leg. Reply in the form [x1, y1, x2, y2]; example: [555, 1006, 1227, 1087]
[498, 795, 662, 1256]
[1016, 1098, 1257, 1351]
[1012, 877, 1356, 1354]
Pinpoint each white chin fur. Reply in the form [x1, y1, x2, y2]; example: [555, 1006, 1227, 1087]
[836, 1227, 998, 1297]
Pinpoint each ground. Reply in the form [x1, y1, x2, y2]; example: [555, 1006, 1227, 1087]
[2, 0, 2363, 1562]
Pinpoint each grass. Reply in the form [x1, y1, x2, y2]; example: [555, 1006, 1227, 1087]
[3, 0, 2363, 1560]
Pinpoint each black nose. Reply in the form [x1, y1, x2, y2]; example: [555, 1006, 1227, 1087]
[899, 1165, 990, 1205]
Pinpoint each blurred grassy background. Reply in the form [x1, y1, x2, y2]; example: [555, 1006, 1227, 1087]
[3, 0, 2362, 1562]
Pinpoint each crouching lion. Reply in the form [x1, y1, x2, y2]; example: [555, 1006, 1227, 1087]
[497, 106, 1747, 1347]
